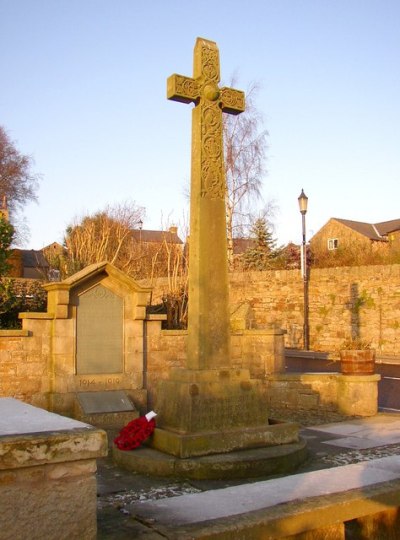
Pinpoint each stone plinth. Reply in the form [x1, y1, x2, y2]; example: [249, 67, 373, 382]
[338, 374, 381, 416]
[0, 398, 108, 540]
[153, 367, 275, 458]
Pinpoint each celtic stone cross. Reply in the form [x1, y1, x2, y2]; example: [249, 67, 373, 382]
[167, 38, 245, 370]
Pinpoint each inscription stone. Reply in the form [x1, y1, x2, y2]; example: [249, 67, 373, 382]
[74, 390, 138, 428]
[76, 284, 123, 374]
[77, 390, 134, 414]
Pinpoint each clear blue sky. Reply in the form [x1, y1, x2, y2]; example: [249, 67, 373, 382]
[1, 0, 399, 248]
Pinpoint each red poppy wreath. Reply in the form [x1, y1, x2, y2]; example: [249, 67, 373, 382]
[114, 411, 157, 451]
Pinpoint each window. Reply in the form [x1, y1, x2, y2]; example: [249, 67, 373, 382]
[328, 238, 338, 250]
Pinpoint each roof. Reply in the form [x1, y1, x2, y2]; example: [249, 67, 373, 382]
[19, 250, 49, 268]
[232, 238, 256, 255]
[131, 229, 183, 245]
[375, 219, 400, 236]
[332, 218, 400, 241]
[54, 261, 152, 293]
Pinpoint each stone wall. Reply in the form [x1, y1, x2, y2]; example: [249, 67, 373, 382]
[0, 328, 50, 410]
[231, 265, 400, 355]
[268, 373, 380, 417]
[0, 263, 395, 417]
[145, 321, 285, 409]
[147, 264, 400, 355]
[0, 315, 285, 416]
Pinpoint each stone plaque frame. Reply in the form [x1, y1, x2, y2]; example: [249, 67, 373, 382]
[40, 262, 151, 416]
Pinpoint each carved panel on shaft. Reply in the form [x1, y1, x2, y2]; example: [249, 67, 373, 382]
[167, 38, 245, 200]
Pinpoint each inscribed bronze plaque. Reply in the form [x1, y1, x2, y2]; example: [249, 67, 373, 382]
[77, 391, 134, 414]
[76, 284, 123, 374]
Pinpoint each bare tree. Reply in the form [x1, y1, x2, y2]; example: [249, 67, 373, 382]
[0, 127, 40, 241]
[223, 80, 268, 267]
[63, 201, 145, 276]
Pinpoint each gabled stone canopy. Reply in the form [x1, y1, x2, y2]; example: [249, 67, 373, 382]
[43, 262, 152, 320]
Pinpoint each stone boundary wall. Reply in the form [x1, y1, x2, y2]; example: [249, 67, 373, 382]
[145, 322, 285, 409]
[0, 328, 50, 410]
[145, 264, 400, 356]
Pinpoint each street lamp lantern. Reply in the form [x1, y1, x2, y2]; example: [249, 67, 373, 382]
[138, 219, 143, 230]
[298, 189, 309, 350]
[298, 189, 308, 215]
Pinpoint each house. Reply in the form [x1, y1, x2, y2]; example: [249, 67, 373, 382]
[122, 225, 184, 279]
[5, 227, 185, 281]
[130, 226, 183, 248]
[8, 249, 50, 279]
[310, 217, 400, 265]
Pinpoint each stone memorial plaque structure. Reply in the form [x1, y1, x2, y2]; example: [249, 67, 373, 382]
[41, 262, 151, 419]
[152, 38, 292, 459]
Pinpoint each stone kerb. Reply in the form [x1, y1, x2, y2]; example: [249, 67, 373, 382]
[0, 398, 108, 540]
[128, 456, 400, 538]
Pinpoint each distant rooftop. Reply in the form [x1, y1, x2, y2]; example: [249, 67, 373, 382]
[333, 218, 400, 241]
[131, 226, 183, 245]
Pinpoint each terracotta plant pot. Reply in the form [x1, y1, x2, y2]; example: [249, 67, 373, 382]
[339, 349, 376, 375]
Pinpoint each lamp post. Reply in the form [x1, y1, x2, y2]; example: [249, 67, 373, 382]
[298, 189, 309, 350]
[138, 219, 143, 275]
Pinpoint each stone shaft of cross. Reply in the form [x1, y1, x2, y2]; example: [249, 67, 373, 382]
[167, 37, 245, 370]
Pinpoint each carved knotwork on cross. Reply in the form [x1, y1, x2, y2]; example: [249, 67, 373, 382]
[167, 37, 245, 199]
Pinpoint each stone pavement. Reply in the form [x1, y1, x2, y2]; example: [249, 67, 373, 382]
[96, 411, 400, 539]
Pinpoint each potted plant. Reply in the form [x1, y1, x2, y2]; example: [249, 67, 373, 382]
[339, 338, 376, 375]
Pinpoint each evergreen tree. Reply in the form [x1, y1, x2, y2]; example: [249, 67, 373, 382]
[0, 216, 14, 276]
[243, 217, 277, 270]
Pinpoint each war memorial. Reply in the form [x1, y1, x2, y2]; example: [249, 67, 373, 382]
[1, 37, 399, 539]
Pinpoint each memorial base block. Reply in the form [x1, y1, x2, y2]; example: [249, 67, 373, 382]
[153, 368, 297, 458]
[151, 421, 300, 459]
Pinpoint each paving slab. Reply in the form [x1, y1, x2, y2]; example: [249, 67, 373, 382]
[97, 412, 400, 538]
[306, 415, 400, 450]
[128, 456, 400, 527]
[322, 436, 389, 449]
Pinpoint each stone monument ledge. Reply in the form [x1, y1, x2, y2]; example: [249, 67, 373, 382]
[0, 398, 108, 539]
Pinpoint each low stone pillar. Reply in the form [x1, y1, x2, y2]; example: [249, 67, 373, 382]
[337, 374, 381, 416]
[0, 398, 108, 540]
[233, 328, 286, 378]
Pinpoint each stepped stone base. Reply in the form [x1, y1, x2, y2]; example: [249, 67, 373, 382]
[151, 420, 300, 459]
[113, 436, 307, 480]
